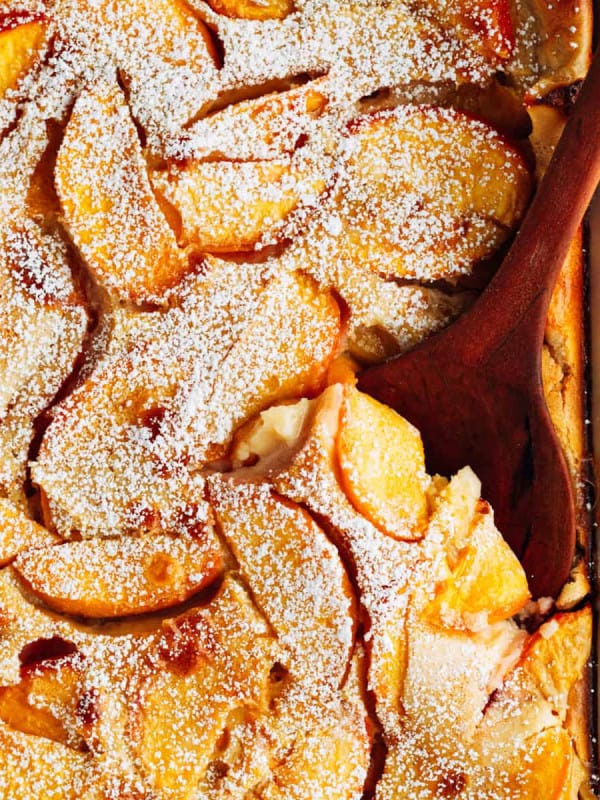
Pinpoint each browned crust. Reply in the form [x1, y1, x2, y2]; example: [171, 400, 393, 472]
[526, 0, 594, 97]
[528, 99, 591, 604]
[529, 44, 594, 787]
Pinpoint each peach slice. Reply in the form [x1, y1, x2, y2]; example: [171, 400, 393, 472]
[116, 0, 220, 134]
[185, 80, 328, 161]
[206, 0, 294, 19]
[0, 19, 46, 99]
[311, 105, 531, 283]
[507, 727, 573, 800]
[0, 499, 60, 566]
[0, 221, 87, 506]
[208, 478, 355, 688]
[426, 504, 530, 629]
[14, 532, 223, 617]
[337, 387, 429, 540]
[31, 330, 207, 539]
[0, 656, 83, 748]
[135, 656, 232, 797]
[154, 157, 325, 252]
[133, 578, 277, 797]
[199, 270, 341, 455]
[378, 726, 573, 800]
[469, 0, 515, 60]
[264, 703, 371, 800]
[519, 607, 592, 714]
[55, 82, 186, 304]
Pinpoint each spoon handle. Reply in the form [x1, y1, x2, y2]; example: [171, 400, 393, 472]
[447, 47, 600, 365]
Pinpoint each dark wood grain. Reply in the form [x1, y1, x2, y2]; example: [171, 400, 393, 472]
[359, 49, 600, 599]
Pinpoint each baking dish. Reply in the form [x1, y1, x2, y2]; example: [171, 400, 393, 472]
[0, 1, 596, 797]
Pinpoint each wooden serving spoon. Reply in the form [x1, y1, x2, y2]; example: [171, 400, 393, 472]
[358, 49, 600, 599]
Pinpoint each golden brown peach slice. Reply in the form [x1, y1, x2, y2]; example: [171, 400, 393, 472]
[135, 659, 231, 797]
[185, 80, 328, 161]
[0, 499, 60, 566]
[31, 337, 206, 539]
[154, 157, 325, 252]
[208, 478, 355, 688]
[206, 0, 294, 19]
[310, 106, 531, 283]
[0, 656, 83, 748]
[285, 232, 467, 364]
[55, 82, 186, 304]
[377, 725, 573, 800]
[133, 578, 278, 797]
[0, 720, 95, 800]
[337, 387, 429, 540]
[0, 19, 46, 99]
[14, 532, 222, 618]
[426, 504, 530, 629]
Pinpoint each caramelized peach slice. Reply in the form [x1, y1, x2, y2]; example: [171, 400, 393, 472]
[136, 659, 232, 797]
[31, 336, 206, 539]
[14, 533, 222, 617]
[55, 82, 186, 303]
[154, 157, 325, 252]
[426, 503, 530, 629]
[208, 479, 355, 688]
[0, 656, 83, 747]
[0, 19, 46, 99]
[207, 0, 294, 19]
[0, 499, 60, 566]
[133, 578, 277, 797]
[312, 106, 531, 283]
[337, 387, 429, 540]
[286, 229, 467, 364]
[519, 607, 592, 714]
[378, 725, 573, 800]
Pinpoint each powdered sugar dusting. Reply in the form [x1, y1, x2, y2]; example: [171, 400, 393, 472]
[0, 0, 592, 796]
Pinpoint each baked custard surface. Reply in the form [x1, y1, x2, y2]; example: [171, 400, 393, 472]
[0, 0, 594, 798]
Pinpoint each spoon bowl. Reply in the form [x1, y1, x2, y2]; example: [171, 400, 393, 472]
[359, 50, 600, 599]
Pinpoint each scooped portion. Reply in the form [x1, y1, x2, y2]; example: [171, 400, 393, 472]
[232, 384, 591, 799]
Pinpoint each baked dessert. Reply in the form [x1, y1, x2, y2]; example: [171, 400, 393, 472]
[0, 0, 594, 798]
